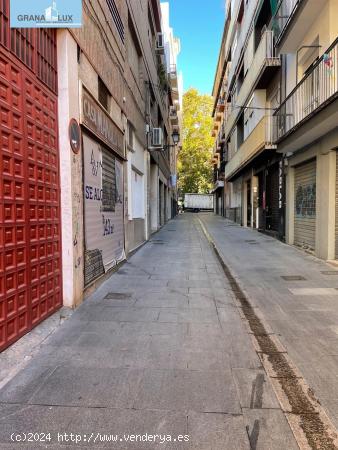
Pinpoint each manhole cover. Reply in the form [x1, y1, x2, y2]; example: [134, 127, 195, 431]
[281, 275, 306, 281]
[104, 292, 133, 300]
[321, 271, 338, 275]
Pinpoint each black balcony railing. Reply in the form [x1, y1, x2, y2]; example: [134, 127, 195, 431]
[273, 37, 338, 142]
[219, 160, 227, 173]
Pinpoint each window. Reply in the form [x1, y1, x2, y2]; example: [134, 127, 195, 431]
[128, 14, 142, 81]
[102, 148, 116, 212]
[98, 76, 111, 111]
[128, 122, 134, 149]
[106, 0, 124, 43]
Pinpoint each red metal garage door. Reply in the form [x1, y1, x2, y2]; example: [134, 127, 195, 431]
[0, 3, 61, 351]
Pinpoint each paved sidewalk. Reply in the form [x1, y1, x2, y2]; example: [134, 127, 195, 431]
[0, 214, 298, 449]
[200, 212, 338, 433]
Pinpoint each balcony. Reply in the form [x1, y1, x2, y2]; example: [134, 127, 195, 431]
[273, 38, 338, 144]
[169, 106, 178, 125]
[223, 30, 280, 142]
[224, 116, 275, 181]
[273, 0, 323, 53]
[226, 0, 258, 88]
[169, 64, 178, 89]
[216, 98, 226, 112]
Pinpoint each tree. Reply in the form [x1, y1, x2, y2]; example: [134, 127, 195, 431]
[178, 88, 214, 194]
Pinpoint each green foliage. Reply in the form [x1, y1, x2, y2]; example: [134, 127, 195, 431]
[178, 88, 214, 194]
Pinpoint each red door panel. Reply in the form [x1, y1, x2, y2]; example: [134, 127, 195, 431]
[0, 41, 61, 351]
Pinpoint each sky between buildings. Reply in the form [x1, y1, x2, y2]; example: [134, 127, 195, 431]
[167, 0, 226, 96]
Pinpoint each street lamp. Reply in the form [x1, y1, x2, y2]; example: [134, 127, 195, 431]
[171, 129, 180, 146]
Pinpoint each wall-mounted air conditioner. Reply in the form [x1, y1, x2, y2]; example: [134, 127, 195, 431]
[156, 33, 165, 52]
[151, 128, 163, 147]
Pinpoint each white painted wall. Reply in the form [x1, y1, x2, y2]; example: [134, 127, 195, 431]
[57, 30, 81, 308]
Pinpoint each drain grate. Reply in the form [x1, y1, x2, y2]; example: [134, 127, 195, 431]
[321, 271, 338, 275]
[281, 275, 306, 281]
[150, 240, 166, 244]
[104, 292, 132, 300]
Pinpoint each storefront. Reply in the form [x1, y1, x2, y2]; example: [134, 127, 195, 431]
[81, 87, 125, 286]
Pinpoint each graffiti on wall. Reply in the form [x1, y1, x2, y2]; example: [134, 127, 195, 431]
[295, 183, 316, 217]
[83, 133, 125, 285]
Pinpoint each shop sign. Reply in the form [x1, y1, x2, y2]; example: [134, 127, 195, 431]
[81, 87, 124, 159]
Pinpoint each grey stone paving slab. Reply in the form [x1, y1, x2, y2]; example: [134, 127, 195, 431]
[187, 412, 250, 450]
[243, 408, 299, 450]
[74, 307, 160, 323]
[30, 367, 144, 408]
[0, 404, 74, 443]
[69, 407, 187, 449]
[0, 364, 56, 404]
[232, 368, 280, 409]
[158, 308, 218, 324]
[134, 296, 189, 309]
[134, 368, 241, 413]
[229, 334, 262, 369]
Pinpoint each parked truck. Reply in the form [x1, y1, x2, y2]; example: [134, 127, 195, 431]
[184, 193, 214, 212]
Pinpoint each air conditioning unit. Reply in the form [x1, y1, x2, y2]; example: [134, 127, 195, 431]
[156, 33, 165, 52]
[151, 128, 163, 147]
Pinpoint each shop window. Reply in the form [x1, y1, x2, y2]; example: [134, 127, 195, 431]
[98, 76, 111, 111]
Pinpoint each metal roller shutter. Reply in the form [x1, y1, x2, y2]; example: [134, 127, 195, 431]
[335, 152, 338, 259]
[294, 159, 316, 250]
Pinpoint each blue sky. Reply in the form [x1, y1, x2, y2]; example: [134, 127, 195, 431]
[167, 0, 226, 95]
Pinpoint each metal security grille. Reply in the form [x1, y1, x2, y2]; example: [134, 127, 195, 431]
[102, 148, 116, 212]
[0, 1, 57, 92]
[0, 0, 9, 48]
[106, 0, 125, 43]
[294, 159, 316, 250]
[11, 28, 34, 69]
[36, 29, 57, 93]
[0, 36, 61, 351]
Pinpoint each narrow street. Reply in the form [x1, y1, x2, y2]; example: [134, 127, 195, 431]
[0, 213, 300, 449]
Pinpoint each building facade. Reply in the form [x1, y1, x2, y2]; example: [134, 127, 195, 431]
[212, 0, 338, 260]
[0, 0, 180, 350]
